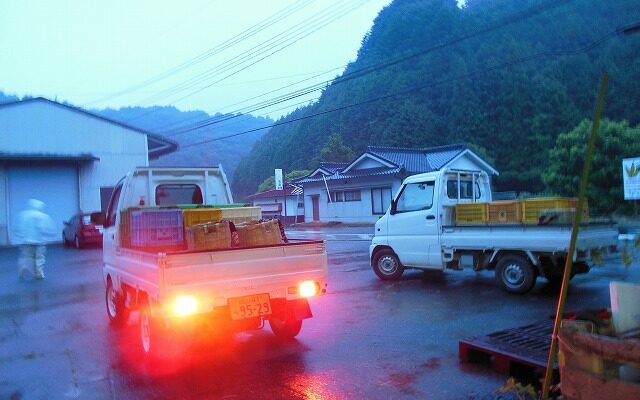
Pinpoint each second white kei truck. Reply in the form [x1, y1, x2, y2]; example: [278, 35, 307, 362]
[370, 169, 618, 294]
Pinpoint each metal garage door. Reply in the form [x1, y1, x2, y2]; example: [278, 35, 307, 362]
[8, 164, 79, 244]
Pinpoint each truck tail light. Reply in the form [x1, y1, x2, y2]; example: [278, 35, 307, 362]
[298, 281, 320, 298]
[173, 295, 198, 317]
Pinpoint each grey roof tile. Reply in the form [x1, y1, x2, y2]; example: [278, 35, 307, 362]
[296, 144, 472, 184]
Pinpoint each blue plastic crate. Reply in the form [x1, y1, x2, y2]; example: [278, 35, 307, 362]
[130, 209, 184, 248]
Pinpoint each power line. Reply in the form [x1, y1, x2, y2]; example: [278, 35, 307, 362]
[158, 66, 344, 134]
[160, 0, 575, 136]
[124, 0, 370, 124]
[140, 0, 372, 107]
[178, 24, 626, 149]
[84, 0, 317, 106]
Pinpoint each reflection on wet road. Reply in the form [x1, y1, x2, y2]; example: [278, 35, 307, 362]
[1, 233, 638, 399]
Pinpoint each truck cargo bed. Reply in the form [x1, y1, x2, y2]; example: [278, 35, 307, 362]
[441, 223, 617, 253]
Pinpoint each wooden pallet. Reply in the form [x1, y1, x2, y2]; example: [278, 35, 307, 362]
[459, 320, 558, 384]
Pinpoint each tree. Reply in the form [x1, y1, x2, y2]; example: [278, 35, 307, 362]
[311, 133, 355, 168]
[257, 170, 311, 193]
[543, 119, 640, 215]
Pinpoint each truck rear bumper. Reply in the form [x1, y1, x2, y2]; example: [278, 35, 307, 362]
[162, 298, 312, 333]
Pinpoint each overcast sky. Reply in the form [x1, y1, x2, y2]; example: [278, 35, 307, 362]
[0, 0, 393, 119]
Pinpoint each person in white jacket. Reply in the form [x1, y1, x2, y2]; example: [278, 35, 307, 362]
[16, 199, 55, 280]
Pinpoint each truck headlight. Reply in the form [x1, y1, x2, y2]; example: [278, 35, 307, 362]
[173, 295, 198, 317]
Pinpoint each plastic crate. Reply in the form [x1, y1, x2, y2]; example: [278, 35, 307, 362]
[119, 209, 132, 248]
[220, 207, 261, 224]
[487, 200, 522, 224]
[455, 203, 488, 224]
[182, 208, 223, 228]
[205, 203, 249, 208]
[130, 209, 184, 250]
[522, 197, 589, 224]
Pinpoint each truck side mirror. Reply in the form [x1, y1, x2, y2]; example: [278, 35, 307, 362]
[91, 211, 106, 226]
[390, 201, 397, 215]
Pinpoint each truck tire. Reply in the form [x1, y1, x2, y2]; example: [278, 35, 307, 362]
[106, 279, 130, 327]
[139, 303, 164, 358]
[269, 311, 302, 339]
[495, 254, 537, 294]
[372, 249, 404, 280]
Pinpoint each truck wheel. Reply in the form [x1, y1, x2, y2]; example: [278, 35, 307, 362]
[140, 303, 164, 358]
[74, 235, 82, 249]
[106, 279, 129, 327]
[269, 311, 302, 339]
[372, 249, 404, 280]
[495, 255, 537, 294]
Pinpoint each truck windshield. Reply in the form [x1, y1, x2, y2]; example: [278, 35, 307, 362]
[156, 184, 203, 205]
[447, 180, 481, 200]
[396, 181, 435, 213]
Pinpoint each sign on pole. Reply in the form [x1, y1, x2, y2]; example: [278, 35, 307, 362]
[275, 169, 283, 191]
[622, 157, 640, 200]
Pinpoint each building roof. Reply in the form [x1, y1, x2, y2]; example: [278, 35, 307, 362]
[296, 143, 493, 184]
[318, 162, 349, 174]
[366, 144, 467, 173]
[0, 97, 177, 159]
[0, 152, 100, 162]
[245, 184, 303, 200]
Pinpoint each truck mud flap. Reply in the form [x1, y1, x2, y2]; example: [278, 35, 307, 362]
[272, 298, 313, 320]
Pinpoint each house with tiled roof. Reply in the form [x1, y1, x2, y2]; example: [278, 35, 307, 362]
[245, 184, 305, 224]
[294, 144, 498, 223]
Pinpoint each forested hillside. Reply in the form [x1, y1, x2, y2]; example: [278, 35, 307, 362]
[97, 106, 272, 178]
[233, 0, 640, 198]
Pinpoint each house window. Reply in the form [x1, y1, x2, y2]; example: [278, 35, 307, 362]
[371, 187, 392, 215]
[330, 190, 361, 202]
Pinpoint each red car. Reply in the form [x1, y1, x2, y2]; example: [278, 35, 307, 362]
[62, 212, 103, 248]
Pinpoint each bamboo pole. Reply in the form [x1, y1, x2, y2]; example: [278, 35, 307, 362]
[540, 71, 609, 399]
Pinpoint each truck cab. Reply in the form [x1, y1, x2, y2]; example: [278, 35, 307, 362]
[373, 169, 490, 272]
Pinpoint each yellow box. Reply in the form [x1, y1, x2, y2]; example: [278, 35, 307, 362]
[522, 197, 589, 224]
[455, 203, 488, 224]
[487, 200, 522, 224]
[182, 208, 223, 228]
[220, 207, 261, 224]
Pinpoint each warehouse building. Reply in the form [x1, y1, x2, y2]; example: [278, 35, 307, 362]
[0, 97, 176, 245]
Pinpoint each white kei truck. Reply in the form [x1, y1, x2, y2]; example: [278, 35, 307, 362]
[99, 167, 327, 357]
[369, 169, 619, 294]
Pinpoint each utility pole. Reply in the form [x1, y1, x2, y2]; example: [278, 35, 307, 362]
[282, 171, 287, 225]
[540, 71, 608, 399]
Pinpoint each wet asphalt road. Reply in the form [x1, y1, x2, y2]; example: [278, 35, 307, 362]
[1, 227, 638, 400]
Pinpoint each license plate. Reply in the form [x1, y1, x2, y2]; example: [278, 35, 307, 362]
[228, 293, 272, 320]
